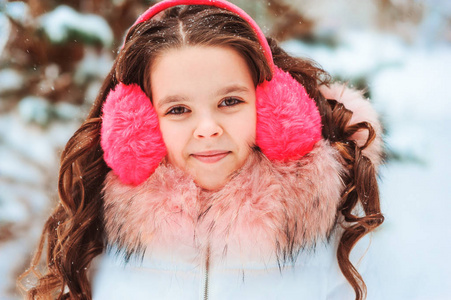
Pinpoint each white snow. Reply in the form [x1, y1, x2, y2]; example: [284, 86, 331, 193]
[85, 81, 103, 104]
[4, 1, 29, 25]
[18, 96, 52, 126]
[0, 112, 79, 173]
[282, 31, 407, 80]
[39, 5, 114, 46]
[0, 146, 44, 186]
[53, 101, 83, 120]
[18, 95, 84, 125]
[371, 45, 451, 120]
[74, 48, 113, 86]
[0, 112, 80, 298]
[368, 140, 451, 299]
[0, 69, 23, 95]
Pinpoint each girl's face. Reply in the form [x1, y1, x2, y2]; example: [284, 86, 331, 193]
[151, 46, 257, 190]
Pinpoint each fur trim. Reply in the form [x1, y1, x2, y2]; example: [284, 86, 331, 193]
[100, 83, 167, 185]
[320, 83, 384, 166]
[256, 67, 322, 161]
[103, 140, 344, 266]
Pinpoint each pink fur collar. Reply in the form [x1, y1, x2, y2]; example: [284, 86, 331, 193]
[102, 140, 345, 266]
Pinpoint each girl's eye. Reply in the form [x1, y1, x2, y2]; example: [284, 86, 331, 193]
[219, 97, 243, 107]
[166, 106, 190, 115]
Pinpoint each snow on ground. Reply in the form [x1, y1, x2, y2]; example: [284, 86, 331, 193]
[369, 137, 451, 300]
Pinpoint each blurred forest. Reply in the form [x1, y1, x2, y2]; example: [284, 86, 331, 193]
[1, 0, 450, 299]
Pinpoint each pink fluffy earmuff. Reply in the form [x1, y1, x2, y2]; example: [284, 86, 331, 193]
[101, 0, 322, 186]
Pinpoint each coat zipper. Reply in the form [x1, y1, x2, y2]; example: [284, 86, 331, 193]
[202, 245, 211, 300]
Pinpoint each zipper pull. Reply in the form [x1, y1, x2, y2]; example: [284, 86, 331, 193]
[202, 245, 211, 300]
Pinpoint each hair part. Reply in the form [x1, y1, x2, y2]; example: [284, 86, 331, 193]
[19, 5, 383, 300]
[117, 5, 271, 102]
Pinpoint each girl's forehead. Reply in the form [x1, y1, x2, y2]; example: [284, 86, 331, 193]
[152, 45, 242, 70]
[151, 46, 255, 106]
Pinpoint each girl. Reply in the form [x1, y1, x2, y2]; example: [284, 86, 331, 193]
[19, 0, 384, 299]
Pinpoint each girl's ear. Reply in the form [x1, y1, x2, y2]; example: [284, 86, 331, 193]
[101, 83, 167, 186]
[256, 67, 322, 161]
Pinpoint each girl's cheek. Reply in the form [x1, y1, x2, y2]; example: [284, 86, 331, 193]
[163, 124, 190, 159]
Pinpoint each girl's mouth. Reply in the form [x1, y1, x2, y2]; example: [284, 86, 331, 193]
[191, 151, 230, 163]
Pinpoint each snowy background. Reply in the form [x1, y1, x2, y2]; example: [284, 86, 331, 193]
[0, 0, 450, 299]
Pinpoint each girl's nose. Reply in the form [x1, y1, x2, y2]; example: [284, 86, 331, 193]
[193, 115, 223, 139]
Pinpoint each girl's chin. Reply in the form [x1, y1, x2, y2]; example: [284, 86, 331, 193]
[194, 175, 229, 191]
[186, 163, 235, 191]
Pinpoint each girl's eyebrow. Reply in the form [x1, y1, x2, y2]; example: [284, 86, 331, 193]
[215, 84, 250, 96]
[157, 95, 189, 108]
[158, 84, 250, 107]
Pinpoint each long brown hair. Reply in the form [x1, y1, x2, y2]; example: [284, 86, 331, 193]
[19, 5, 383, 300]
